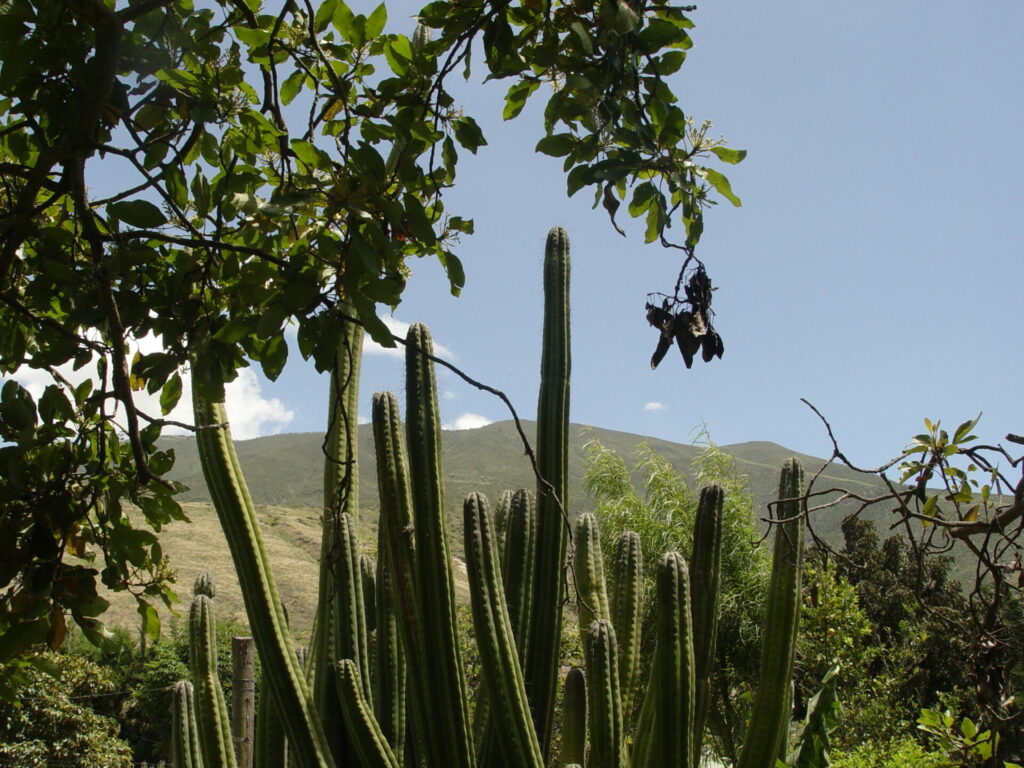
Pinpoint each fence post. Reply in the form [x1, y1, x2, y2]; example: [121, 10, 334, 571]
[231, 636, 256, 768]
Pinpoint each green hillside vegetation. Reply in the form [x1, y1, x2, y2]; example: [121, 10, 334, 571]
[101, 424, 891, 637]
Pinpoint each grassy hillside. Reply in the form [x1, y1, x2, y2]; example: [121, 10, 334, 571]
[101, 422, 902, 640]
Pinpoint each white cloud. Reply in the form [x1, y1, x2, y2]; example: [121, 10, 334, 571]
[223, 368, 294, 439]
[363, 316, 453, 360]
[9, 333, 292, 440]
[443, 413, 493, 431]
[643, 402, 667, 412]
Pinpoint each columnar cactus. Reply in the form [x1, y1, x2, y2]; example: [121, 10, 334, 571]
[182, 225, 808, 768]
[188, 575, 237, 768]
[171, 680, 201, 768]
[525, 226, 572, 758]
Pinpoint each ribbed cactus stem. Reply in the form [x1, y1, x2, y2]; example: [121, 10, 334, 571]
[335, 659, 401, 768]
[584, 619, 625, 768]
[171, 680, 201, 768]
[525, 227, 571, 758]
[189, 590, 238, 768]
[559, 666, 587, 768]
[494, 488, 514, 554]
[609, 530, 643, 720]
[253, 661, 287, 768]
[372, 523, 406, 758]
[191, 370, 333, 768]
[736, 458, 806, 768]
[689, 483, 724, 765]
[405, 323, 475, 768]
[464, 492, 544, 768]
[333, 513, 372, 706]
[371, 390, 430, 766]
[574, 512, 610, 644]
[312, 311, 363, 761]
[648, 552, 696, 768]
[502, 489, 537, 659]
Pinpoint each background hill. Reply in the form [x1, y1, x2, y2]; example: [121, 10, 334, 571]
[103, 422, 900, 639]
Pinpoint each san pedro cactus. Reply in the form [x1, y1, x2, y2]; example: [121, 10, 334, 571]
[188, 576, 237, 768]
[525, 226, 572, 758]
[737, 458, 806, 768]
[171, 680, 201, 768]
[180, 224, 809, 768]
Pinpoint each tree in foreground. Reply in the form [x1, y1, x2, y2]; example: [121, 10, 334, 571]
[0, 0, 744, 689]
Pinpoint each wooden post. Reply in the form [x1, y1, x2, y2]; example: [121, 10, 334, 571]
[231, 636, 256, 768]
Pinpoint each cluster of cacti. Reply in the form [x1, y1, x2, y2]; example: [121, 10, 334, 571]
[176, 226, 808, 768]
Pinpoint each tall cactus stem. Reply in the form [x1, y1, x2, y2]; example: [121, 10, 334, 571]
[609, 530, 643, 721]
[191, 370, 334, 768]
[525, 226, 571, 758]
[559, 666, 587, 768]
[372, 523, 406, 758]
[736, 458, 806, 768]
[574, 512, 610, 644]
[335, 659, 401, 768]
[171, 680, 201, 768]
[405, 323, 475, 767]
[689, 483, 724, 765]
[311, 312, 363, 761]
[464, 492, 544, 768]
[189, 590, 238, 768]
[584, 619, 625, 768]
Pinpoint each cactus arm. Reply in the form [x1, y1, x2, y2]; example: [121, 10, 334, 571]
[525, 226, 572, 758]
[370, 389, 437, 768]
[654, 552, 696, 768]
[311, 314, 364, 759]
[372, 528, 406, 758]
[191, 376, 334, 768]
[584, 619, 625, 768]
[463, 492, 544, 768]
[574, 512, 610, 645]
[335, 659, 401, 768]
[404, 323, 476, 768]
[171, 680, 201, 768]
[189, 592, 238, 768]
[736, 458, 806, 768]
[253, 666, 288, 768]
[689, 483, 724, 765]
[609, 530, 643, 720]
[559, 666, 587, 768]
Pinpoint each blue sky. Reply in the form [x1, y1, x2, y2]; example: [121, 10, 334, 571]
[264, 0, 1021, 469]
[15, 1, 1020, 468]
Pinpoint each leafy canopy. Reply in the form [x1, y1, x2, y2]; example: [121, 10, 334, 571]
[0, 0, 742, 691]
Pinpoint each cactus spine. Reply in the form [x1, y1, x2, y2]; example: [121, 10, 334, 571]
[189, 579, 237, 768]
[737, 458, 806, 768]
[525, 226, 571, 758]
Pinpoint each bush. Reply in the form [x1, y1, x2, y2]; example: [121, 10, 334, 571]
[0, 652, 133, 768]
[831, 736, 956, 768]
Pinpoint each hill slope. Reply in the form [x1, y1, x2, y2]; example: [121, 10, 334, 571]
[107, 423, 896, 637]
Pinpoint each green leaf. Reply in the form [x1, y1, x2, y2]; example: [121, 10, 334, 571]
[258, 334, 288, 381]
[438, 250, 465, 297]
[535, 133, 576, 158]
[281, 70, 305, 106]
[710, 146, 748, 165]
[137, 600, 160, 642]
[365, 3, 387, 39]
[314, 0, 339, 33]
[503, 80, 540, 121]
[160, 373, 183, 416]
[108, 200, 168, 228]
[453, 116, 487, 153]
[953, 414, 981, 444]
[703, 168, 742, 206]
